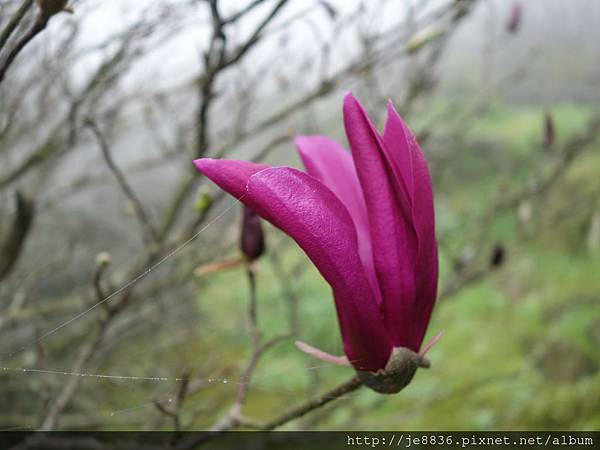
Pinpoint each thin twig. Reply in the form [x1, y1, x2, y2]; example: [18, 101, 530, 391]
[85, 119, 159, 244]
[210, 262, 290, 432]
[222, 0, 269, 25]
[246, 268, 260, 345]
[157, 0, 289, 240]
[0, 191, 35, 281]
[180, 375, 363, 448]
[0, 12, 46, 84]
[39, 319, 109, 430]
[0, 0, 34, 53]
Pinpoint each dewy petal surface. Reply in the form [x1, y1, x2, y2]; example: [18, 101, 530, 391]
[295, 135, 381, 305]
[383, 102, 439, 347]
[343, 93, 419, 350]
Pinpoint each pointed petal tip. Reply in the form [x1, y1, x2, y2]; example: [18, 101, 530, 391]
[294, 135, 348, 163]
[193, 157, 214, 172]
[293, 135, 312, 148]
[294, 135, 316, 161]
[386, 98, 396, 115]
[342, 92, 373, 133]
[343, 91, 360, 109]
[385, 99, 405, 124]
[192, 158, 271, 200]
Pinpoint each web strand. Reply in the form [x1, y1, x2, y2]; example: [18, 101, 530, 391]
[1, 196, 244, 362]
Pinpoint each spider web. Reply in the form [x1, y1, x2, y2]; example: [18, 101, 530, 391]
[0, 196, 356, 432]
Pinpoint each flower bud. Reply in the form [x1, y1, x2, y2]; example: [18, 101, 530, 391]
[95, 251, 112, 268]
[489, 243, 506, 268]
[35, 0, 73, 20]
[240, 206, 265, 262]
[194, 186, 214, 213]
[406, 25, 446, 55]
[506, 2, 522, 34]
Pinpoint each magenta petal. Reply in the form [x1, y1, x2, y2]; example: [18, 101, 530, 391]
[382, 101, 414, 203]
[295, 135, 381, 305]
[194, 158, 391, 371]
[246, 167, 391, 370]
[193, 158, 270, 199]
[383, 102, 439, 349]
[343, 93, 419, 350]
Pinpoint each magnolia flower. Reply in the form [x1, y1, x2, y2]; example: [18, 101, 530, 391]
[194, 93, 438, 378]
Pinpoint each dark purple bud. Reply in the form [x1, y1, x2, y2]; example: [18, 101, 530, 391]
[543, 111, 555, 150]
[240, 206, 265, 261]
[490, 243, 506, 268]
[507, 2, 523, 33]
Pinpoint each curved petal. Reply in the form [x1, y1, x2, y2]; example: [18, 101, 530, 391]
[194, 158, 391, 370]
[343, 93, 419, 350]
[193, 158, 269, 199]
[383, 102, 439, 349]
[295, 135, 381, 305]
[246, 167, 391, 371]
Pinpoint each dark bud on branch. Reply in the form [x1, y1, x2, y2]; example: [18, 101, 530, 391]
[489, 243, 506, 268]
[543, 111, 555, 151]
[357, 347, 429, 394]
[506, 2, 523, 34]
[240, 206, 265, 262]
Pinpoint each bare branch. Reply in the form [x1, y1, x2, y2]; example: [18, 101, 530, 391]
[85, 119, 159, 244]
[0, 191, 34, 281]
[39, 319, 109, 431]
[0, 7, 51, 84]
[0, 0, 33, 54]
[222, 0, 269, 25]
[221, 0, 289, 69]
[260, 375, 363, 431]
